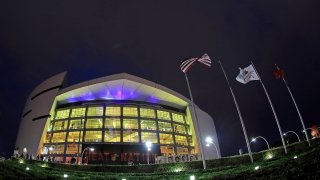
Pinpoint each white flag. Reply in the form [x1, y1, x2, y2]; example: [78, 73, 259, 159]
[236, 65, 260, 84]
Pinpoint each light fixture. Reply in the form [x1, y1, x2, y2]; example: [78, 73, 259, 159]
[254, 166, 260, 170]
[190, 175, 195, 180]
[63, 174, 68, 178]
[293, 156, 298, 159]
[89, 147, 95, 152]
[26, 167, 30, 171]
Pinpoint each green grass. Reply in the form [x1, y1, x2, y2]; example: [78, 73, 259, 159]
[1, 140, 320, 179]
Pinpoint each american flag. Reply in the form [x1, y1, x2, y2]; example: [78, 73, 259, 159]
[180, 53, 211, 73]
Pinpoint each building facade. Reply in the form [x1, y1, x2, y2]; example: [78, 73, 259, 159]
[16, 72, 220, 164]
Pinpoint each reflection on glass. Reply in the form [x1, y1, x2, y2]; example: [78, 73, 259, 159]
[86, 119, 103, 129]
[123, 119, 138, 130]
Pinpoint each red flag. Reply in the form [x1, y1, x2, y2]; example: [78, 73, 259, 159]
[273, 65, 285, 79]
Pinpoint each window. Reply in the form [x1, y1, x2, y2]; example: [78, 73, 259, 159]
[123, 106, 138, 117]
[70, 108, 86, 118]
[157, 110, 171, 120]
[45, 133, 52, 143]
[123, 118, 138, 130]
[140, 108, 155, 118]
[172, 113, 185, 123]
[50, 145, 65, 154]
[160, 146, 175, 156]
[53, 121, 68, 131]
[175, 135, 188, 146]
[141, 132, 158, 143]
[173, 124, 187, 134]
[158, 121, 172, 132]
[159, 133, 174, 144]
[87, 106, 103, 116]
[123, 131, 139, 142]
[176, 147, 189, 154]
[69, 119, 84, 129]
[55, 109, 70, 119]
[105, 106, 121, 116]
[105, 118, 121, 129]
[140, 120, 157, 131]
[66, 144, 81, 154]
[105, 130, 121, 142]
[84, 131, 102, 142]
[67, 131, 82, 142]
[86, 118, 103, 129]
[51, 132, 66, 143]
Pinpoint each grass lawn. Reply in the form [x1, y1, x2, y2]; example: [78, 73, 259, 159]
[1, 141, 320, 179]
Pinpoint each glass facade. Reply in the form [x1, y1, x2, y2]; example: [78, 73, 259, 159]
[43, 103, 194, 162]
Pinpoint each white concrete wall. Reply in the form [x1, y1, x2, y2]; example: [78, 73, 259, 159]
[15, 72, 66, 156]
[188, 105, 220, 159]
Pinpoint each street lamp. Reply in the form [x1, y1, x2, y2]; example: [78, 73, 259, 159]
[205, 137, 220, 158]
[145, 141, 152, 165]
[81, 147, 94, 165]
[283, 130, 301, 143]
[251, 136, 270, 150]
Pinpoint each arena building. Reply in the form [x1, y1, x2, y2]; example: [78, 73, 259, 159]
[15, 72, 220, 164]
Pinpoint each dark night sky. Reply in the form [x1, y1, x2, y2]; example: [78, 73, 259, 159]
[1, 1, 320, 157]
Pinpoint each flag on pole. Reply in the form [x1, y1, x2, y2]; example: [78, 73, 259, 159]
[236, 65, 260, 84]
[272, 65, 285, 79]
[180, 53, 211, 73]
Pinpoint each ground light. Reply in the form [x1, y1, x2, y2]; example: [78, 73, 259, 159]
[254, 166, 260, 170]
[25, 167, 30, 171]
[190, 175, 195, 180]
[19, 159, 24, 164]
[122, 179, 126, 180]
[294, 155, 298, 159]
[63, 174, 68, 178]
[174, 168, 183, 172]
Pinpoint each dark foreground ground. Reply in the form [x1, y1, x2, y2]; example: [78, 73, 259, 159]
[1, 140, 320, 179]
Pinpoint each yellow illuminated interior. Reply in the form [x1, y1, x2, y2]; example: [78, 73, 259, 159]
[51, 132, 66, 143]
[105, 130, 121, 142]
[55, 109, 70, 119]
[140, 119, 157, 130]
[159, 133, 174, 144]
[123, 131, 139, 142]
[85, 131, 102, 142]
[123, 118, 138, 130]
[87, 106, 103, 116]
[86, 118, 103, 129]
[70, 107, 86, 117]
[141, 132, 158, 143]
[172, 113, 184, 123]
[157, 110, 171, 120]
[105, 118, 121, 129]
[105, 106, 121, 116]
[42, 104, 197, 159]
[123, 106, 138, 117]
[140, 108, 156, 118]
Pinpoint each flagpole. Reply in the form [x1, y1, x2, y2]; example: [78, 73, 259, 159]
[218, 60, 253, 163]
[184, 72, 207, 170]
[251, 62, 287, 154]
[276, 65, 311, 146]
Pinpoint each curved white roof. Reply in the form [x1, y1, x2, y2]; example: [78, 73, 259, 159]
[56, 73, 190, 110]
